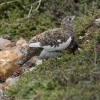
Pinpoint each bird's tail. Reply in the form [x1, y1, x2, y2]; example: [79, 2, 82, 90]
[15, 47, 42, 67]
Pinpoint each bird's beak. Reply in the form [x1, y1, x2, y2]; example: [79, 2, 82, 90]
[72, 16, 75, 20]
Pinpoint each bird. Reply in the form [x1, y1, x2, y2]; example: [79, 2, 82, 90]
[16, 16, 79, 67]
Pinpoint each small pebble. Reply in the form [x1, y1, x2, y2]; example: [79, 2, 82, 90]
[25, 62, 35, 68]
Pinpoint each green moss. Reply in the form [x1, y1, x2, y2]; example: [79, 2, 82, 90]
[6, 50, 100, 99]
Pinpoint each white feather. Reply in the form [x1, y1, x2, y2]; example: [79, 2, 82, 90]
[29, 37, 72, 52]
[39, 49, 61, 59]
[43, 36, 72, 51]
[57, 39, 61, 42]
[29, 42, 41, 47]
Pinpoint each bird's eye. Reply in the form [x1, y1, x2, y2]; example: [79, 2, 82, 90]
[69, 18, 72, 20]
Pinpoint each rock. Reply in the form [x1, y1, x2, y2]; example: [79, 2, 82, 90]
[95, 18, 100, 26]
[33, 57, 42, 66]
[16, 37, 28, 55]
[0, 89, 3, 100]
[78, 48, 83, 52]
[0, 34, 11, 40]
[0, 77, 19, 92]
[0, 84, 4, 90]
[35, 59, 42, 66]
[25, 62, 35, 68]
[0, 38, 12, 50]
[0, 77, 6, 83]
[16, 37, 28, 51]
[4, 77, 19, 88]
[13, 48, 23, 57]
[0, 84, 4, 100]
[0, 50, 20, 78]
[79, 36, 84, 40]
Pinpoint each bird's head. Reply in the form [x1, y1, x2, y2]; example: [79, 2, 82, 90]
[61, 16, 75, 28]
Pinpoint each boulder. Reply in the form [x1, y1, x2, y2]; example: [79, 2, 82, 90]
[0, 38, 12, 50]
[0, 50, 20, 78]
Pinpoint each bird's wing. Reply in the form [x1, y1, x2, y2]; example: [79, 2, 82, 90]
[29, 28, 71, 48]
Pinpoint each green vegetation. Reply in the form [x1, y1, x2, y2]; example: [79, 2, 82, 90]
[0, 0, 100, 99]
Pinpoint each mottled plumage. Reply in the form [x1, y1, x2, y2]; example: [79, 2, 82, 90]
[16, 16, 78, 66]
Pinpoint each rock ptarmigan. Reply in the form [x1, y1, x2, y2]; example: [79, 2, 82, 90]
[16, 16, 78, 66]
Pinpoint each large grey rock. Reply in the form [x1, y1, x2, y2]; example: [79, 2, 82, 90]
[0, 38, 12, 50]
